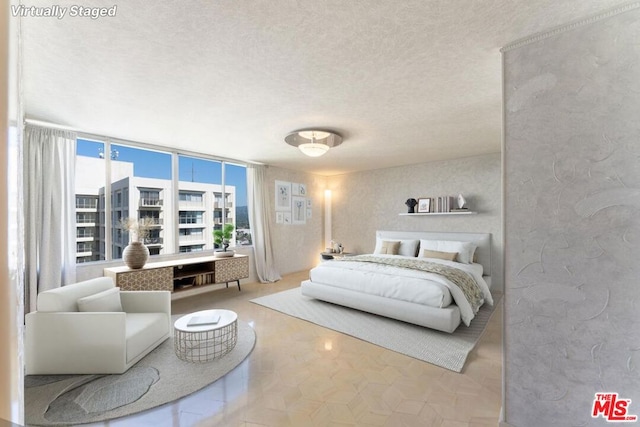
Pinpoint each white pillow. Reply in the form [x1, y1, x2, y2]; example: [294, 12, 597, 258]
[419, 240, 477, 264]
[374, 238, 419, 257]
[77, 287, 123, 312]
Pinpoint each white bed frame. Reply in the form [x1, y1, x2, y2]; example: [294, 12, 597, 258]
[300, 230, 492, 333]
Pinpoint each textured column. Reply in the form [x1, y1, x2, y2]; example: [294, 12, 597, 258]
[503, 5, 640, 426]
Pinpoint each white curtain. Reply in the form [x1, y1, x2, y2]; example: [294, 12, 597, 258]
[24, 125, 77, 313]
[247, 164, 281, 283]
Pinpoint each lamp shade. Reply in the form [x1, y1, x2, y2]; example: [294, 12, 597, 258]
[298, 142, 330, 157]
[285, 129, 343, 157]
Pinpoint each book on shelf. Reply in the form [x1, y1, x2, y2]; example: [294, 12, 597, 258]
[194, 272, 214, 286]
[187, 314, 221, 327]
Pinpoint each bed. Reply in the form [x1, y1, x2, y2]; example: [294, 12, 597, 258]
[300, 230, 493, 333]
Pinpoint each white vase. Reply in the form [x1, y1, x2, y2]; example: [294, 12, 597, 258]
[123, 241, 150, 269]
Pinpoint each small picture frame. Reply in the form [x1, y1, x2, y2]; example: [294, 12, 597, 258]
[417, 198, 431, 213]
[292, 196, 306, 225]
[276, 212, 284, 224]
[292, 182, 307, 196]
[275, 181, 291, 212]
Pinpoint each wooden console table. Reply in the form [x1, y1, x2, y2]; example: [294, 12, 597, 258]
[104, 254, 249, 294]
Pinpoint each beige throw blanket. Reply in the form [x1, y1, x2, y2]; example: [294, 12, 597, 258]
[340, 255, 485, 314]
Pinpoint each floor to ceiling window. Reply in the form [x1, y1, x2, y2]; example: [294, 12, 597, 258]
[74, 138, 251, 264]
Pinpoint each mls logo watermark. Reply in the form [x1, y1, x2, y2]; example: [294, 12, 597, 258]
[592, 393, 638, 422]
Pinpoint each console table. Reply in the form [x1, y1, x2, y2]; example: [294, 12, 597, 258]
[104, 254, 249, 294]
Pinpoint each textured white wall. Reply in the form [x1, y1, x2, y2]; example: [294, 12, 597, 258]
[327, 153, 503, 289]
[265, 166, 327, 276]
[503, 5, 640, 426]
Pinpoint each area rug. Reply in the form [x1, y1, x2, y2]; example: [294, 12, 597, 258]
[24, 320, 255, 426]
[251, 288, 501, 372]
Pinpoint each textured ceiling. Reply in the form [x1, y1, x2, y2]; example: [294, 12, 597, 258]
[21, 0, 626, 175]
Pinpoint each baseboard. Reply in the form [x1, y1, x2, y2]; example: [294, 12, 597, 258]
[499, 407, 514, 427]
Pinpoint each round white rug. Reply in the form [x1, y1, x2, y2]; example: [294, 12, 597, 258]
[25, 321, 256, 426]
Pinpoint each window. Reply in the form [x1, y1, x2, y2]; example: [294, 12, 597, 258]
[76, 212, 97, 224]
[178, 155, 221, 249]
[180, 245, 205, 253]
[77, 228, 95, 238]
[75, 139, 107, 262]
[76, 195, 98, 209]
[179, 191, 204, 203]
[179, 211, 204, 224]
[77, 241, 96, 253]
[226, 163, 251, 246]
[74, 138, 250, 264]
[110, 145, 172, 259]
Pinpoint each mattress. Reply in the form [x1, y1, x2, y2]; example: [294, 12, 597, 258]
[309, 254, 492, 326]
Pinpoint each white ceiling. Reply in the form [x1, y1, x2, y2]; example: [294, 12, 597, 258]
[21, 0, 625, 176]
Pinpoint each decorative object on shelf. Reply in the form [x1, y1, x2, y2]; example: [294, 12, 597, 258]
[214, 223, 235, 258]
[284, 129, 343, 157]
[405, 198, 418, 213]
[457, 194, 467, 209]
[450, 194, 470, 212]
[120, 217, 154, 269]
[417, 198, 431, 213]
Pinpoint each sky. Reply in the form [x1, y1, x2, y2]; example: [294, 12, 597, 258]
[77, 139, 248, 206]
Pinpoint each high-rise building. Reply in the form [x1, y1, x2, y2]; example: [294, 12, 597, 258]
[75, 156, 235, 263]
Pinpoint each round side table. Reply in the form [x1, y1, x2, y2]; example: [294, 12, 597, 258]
[174, 309, 238, 363]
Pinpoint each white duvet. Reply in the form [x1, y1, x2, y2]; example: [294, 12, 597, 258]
[309, 254, 492, 326]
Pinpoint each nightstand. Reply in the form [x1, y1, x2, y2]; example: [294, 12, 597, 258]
[320, 252, 355, 261]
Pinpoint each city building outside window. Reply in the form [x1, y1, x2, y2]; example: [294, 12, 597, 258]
[74, 138, 251, 264]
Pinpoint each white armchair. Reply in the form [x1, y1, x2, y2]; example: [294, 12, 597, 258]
[25, 277, 171, 375]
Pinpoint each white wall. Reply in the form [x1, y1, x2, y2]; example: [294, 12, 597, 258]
[503, 5, 640, 426]
[265, 166, 327, 276]
[327, 153, 503, 289]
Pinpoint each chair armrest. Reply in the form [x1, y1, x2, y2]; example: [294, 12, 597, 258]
[25, 312, 127, 374]
[120, 291, 171, 314]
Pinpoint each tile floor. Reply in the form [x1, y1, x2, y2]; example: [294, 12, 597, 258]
[84, 270, 503, 427]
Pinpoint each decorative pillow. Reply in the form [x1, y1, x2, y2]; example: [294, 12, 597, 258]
[374, 238, 419, 257]
[374, 240, 400, 255]
[77, 287, 123, 312]
[419, 240, 477, 264]
[419, 249, 458, 261]
[397, 239, 419, 257]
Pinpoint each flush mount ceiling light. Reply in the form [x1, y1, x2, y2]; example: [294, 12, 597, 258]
[285, 130, 343, 157]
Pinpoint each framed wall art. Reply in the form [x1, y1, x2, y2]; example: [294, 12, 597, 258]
[275, 181, 291, 212]
[417, 198, 431, 213]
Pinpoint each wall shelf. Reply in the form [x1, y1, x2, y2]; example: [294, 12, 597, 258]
[399, 211, 477, 216]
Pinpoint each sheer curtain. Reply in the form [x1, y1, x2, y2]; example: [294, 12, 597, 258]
[247, 164, 281, 283]
[24, 124, 77, 313]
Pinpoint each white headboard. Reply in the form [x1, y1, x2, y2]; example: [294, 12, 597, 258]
[376, 230, 492, 277]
